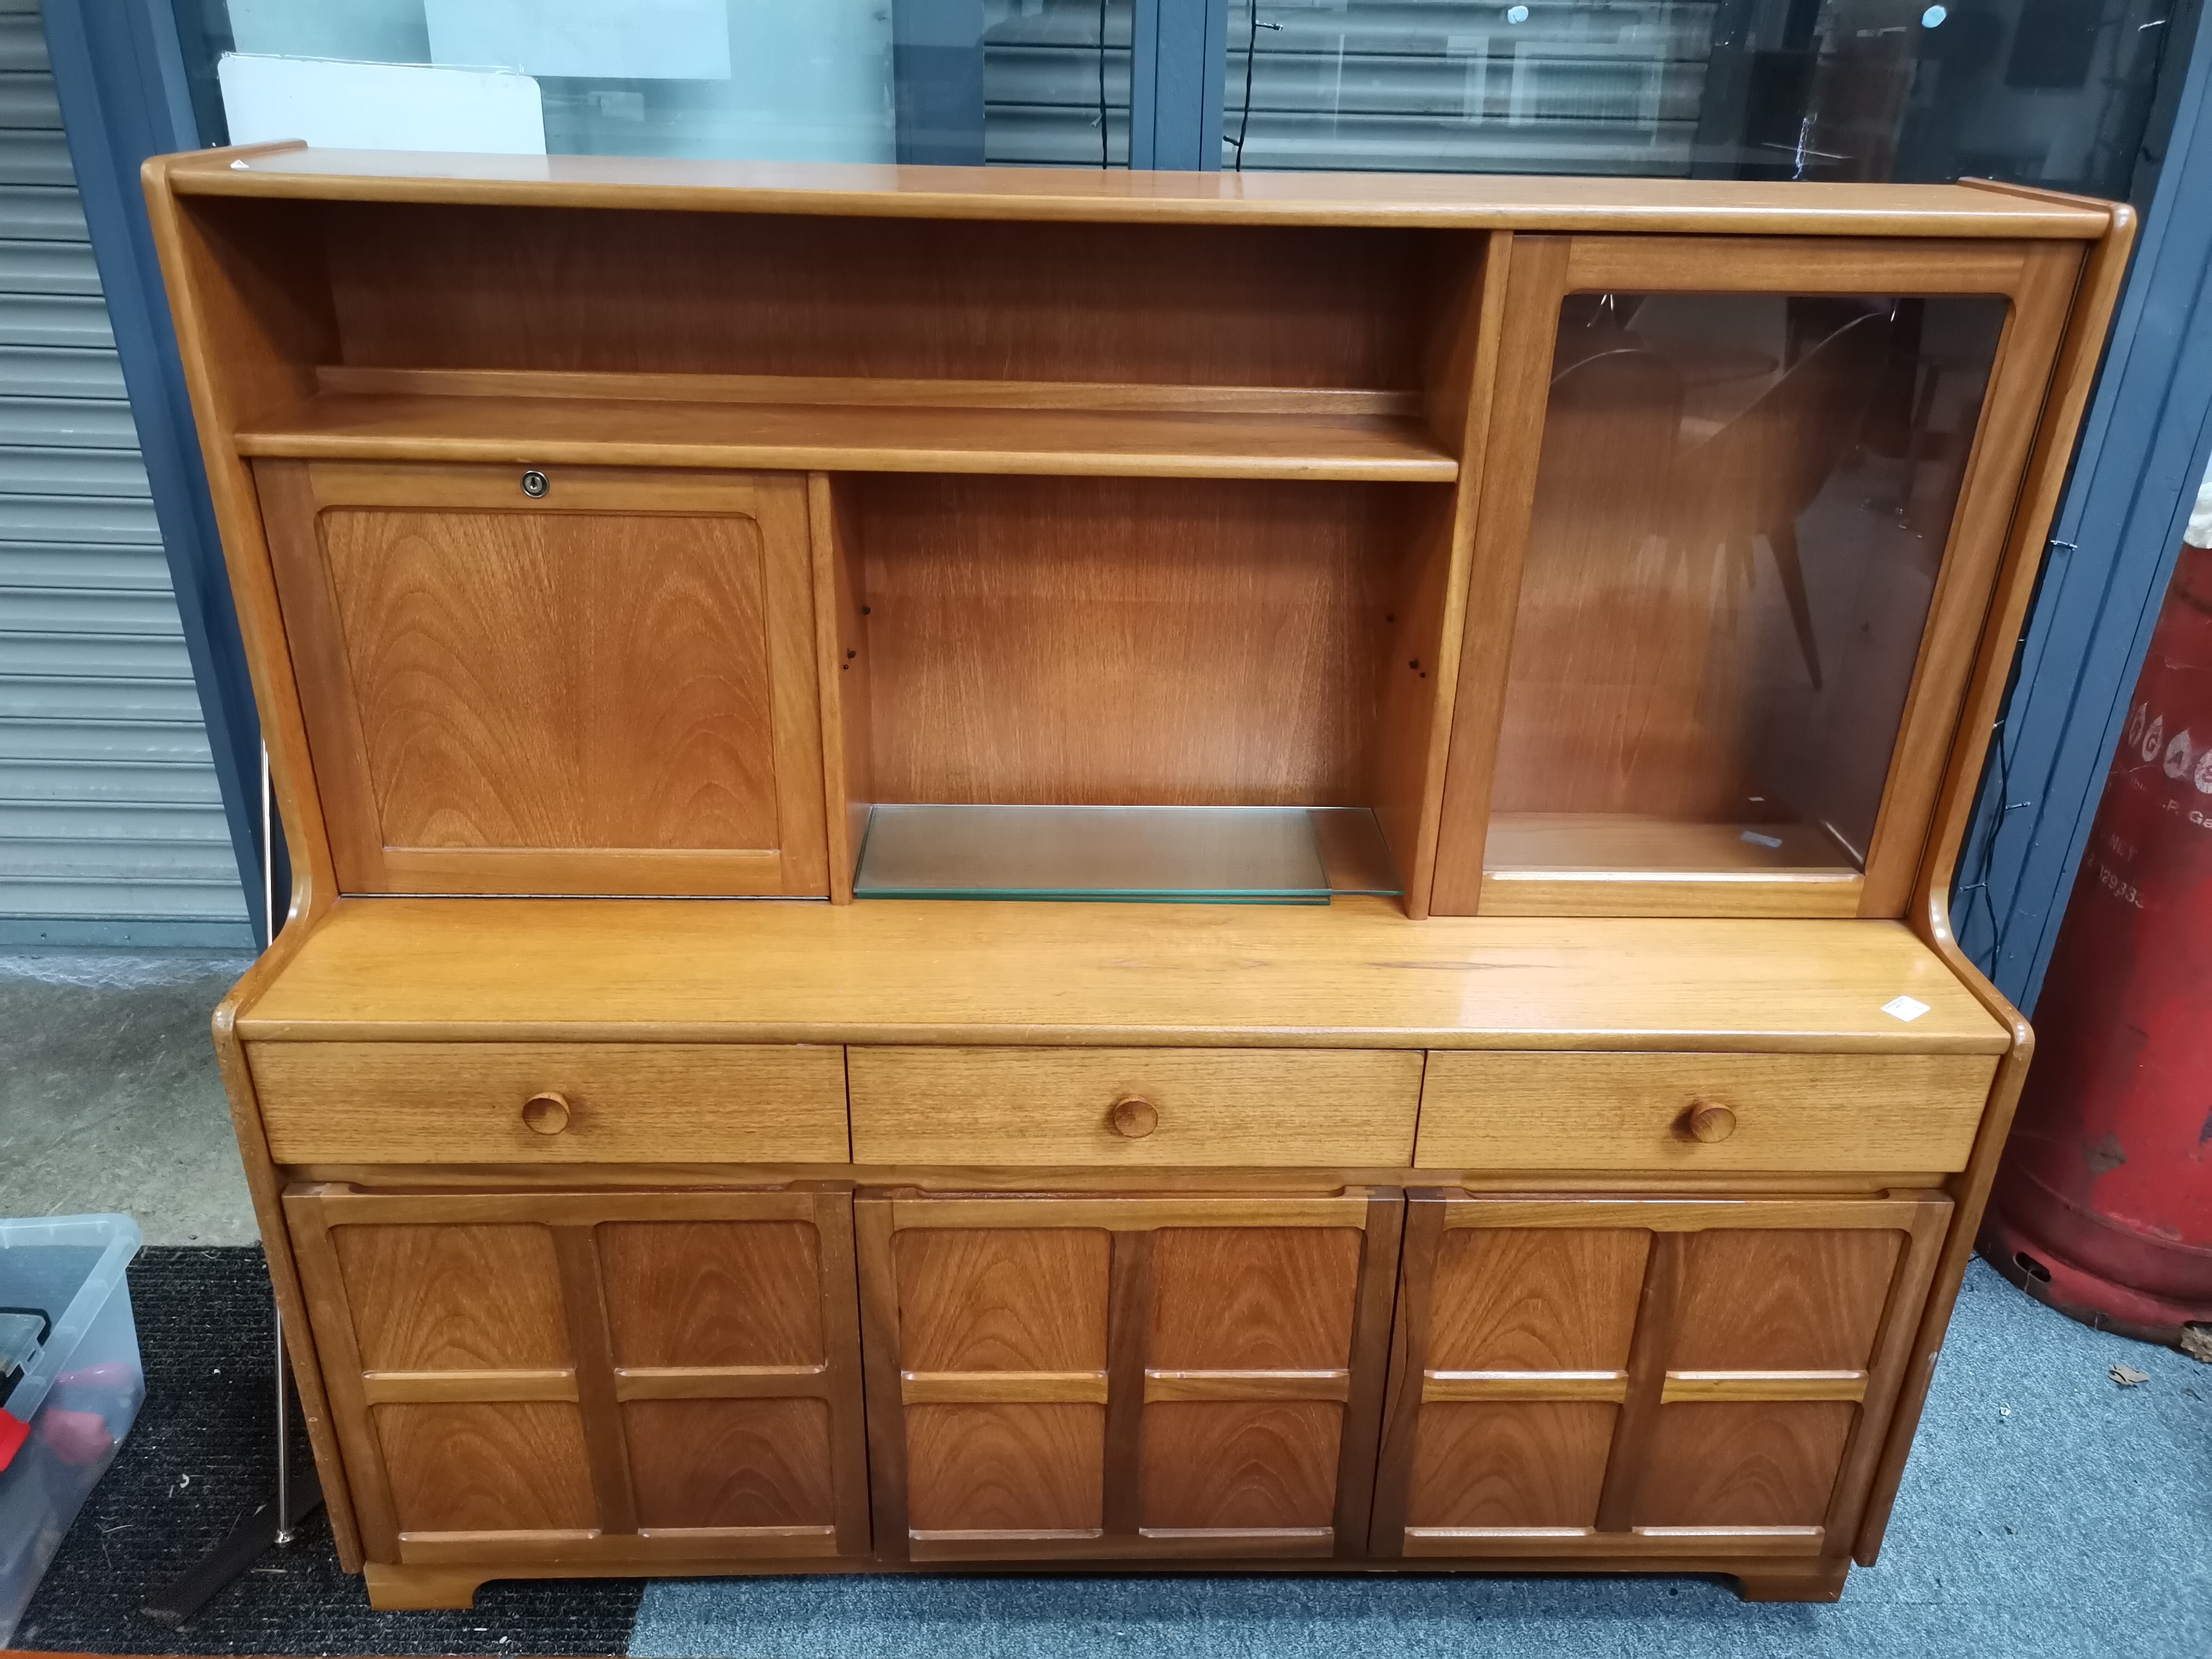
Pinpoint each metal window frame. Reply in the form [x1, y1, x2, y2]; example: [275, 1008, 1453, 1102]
[40, 0, 280, 946]
[1952, 4, 2212, 1012]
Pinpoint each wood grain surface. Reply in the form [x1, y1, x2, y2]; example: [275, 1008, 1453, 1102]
[849, 1047, 1421, 1166]
[854, 474, 1426, 808]
[251, 1041, 849, 1165]
[373, 1401, 596, 1534]
[333, 1223, 569, 1371]
[161, 148, 2110, 238]
[257, 461, 828, 896]
[599, 1220, 824, 1368]
[1415, 1051, 1995, 1171]
[622, 1397, 837, 1530]
[1406, 1401, 1618, 1530]
[237, 898, 2011, 1053]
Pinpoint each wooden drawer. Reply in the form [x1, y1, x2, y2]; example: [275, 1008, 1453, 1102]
[1415, 1051, 1997, 1173]
[251, 1041, 849, 1165]
[847, 1046, 1422, 1166]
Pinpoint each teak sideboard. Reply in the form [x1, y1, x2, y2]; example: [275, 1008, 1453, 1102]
[144, 145, 2133, 1608]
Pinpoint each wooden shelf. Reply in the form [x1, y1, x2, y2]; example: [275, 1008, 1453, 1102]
[233, 368, 1457, 482]
[236, 896, 2009, 1053]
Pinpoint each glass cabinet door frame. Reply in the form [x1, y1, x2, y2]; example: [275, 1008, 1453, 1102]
[1432, 233, 2088, 919]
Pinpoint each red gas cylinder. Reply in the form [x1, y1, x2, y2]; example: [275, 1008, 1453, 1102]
[1980, 492, 2212, 1350]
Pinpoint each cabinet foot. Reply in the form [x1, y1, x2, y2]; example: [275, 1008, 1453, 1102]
[1733, 1563, 1849, 1603]
[364, 1562, 488, 1610]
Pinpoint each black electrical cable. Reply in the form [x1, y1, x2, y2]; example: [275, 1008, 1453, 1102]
[1099, 0, 1110, 168]
[1230, 2, 1259, 169]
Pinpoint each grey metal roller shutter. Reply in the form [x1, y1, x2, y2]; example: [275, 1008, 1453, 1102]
[0, 0, 249, 947]
[980, 0, 1717, 176]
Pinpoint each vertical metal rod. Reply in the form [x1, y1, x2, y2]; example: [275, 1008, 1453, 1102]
[273, 1306, 293, 1545]
[263, 740, 295, 1547]
[260, 741, 274, 948]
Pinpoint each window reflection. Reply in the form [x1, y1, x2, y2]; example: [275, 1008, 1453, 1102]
[1488, 292, 2006, 875]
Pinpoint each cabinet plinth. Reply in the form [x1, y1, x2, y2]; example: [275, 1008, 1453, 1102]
[150, 151, 2129, 1609]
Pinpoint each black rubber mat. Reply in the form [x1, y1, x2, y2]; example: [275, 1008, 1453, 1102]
[12, 1245, 641, 1656]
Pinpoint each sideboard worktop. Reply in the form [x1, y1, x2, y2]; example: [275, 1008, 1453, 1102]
[237, 898, 2007, 1053]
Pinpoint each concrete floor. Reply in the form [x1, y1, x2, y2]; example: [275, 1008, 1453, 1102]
[0, 950, 261, 1243]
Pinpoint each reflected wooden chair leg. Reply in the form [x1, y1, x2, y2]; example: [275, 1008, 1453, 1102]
[1765, 519, 1824, 690]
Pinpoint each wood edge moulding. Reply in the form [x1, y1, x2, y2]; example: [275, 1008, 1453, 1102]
[152, 146, 2110, 239]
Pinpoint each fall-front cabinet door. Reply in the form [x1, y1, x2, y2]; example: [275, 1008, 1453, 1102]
[1369, 1191, 1949, 1573]
[284, 1187, 870, 1571]
[257, 461, 829, 896]
[856, 1191, 1403, 1562]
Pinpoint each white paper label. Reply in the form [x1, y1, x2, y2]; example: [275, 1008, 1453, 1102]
[1881, 995, 1931, 1022]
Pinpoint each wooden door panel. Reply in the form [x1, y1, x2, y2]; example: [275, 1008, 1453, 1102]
[260, 461, 828, 896]
[906, 1403, 1106, 1533]
[896, 1229, 1112, 1373]
[624, 1397, 836, 1530]
[333, 1223, 569, 1371]
[1427, 1227, 1646, 1371]
[1150, 1227, 1361, 1370]
[859, 1191, 1400, 1563]
[1637, 1401, 1859, 1529]
[1373, 1192, 1950, 1566]
[287, 1187, 869, 1568]
[601, 1219, 823, 1368]
[1140, 1400, 1342, 1531]
[317, 507, 780, 852]
[1406, 1401, 1615, 1530]
[374, 1402, 596, 1534]
[1671, 1229, 1901, 1371]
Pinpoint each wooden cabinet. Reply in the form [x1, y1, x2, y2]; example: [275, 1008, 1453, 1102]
[258, 461, 828, 897]
[855, 1191, 1402, 1561]
[1369, 1191, 1949, 1585]
[152, 153, 2130, 1610]
[285, 1187, 870, 1575]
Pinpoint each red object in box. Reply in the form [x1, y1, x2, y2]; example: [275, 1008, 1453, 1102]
[1981, 539, 2212, 1345]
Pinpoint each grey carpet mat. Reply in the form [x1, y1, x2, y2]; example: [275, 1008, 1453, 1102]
[11, 1245, 640, 1656]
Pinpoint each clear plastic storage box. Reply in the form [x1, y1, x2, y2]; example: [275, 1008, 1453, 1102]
[0, 1213, 144, 1642]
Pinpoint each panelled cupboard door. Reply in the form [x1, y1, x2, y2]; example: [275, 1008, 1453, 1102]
[283, 1187, 870, 1572]
[1369, 1191, 1949, 1570]
[1433, 233, 2085, 919]
[255, 460, 830, 896]
[855, 1191, 1402, 1563]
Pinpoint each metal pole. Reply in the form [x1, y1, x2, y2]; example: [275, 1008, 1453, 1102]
[273, 1308, 293, 1546]
[263, 742, 294, 1548]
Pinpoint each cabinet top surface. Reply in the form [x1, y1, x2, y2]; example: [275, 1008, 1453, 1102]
[153, 147, 2112, 239]
[237, 898, 2008, 1053]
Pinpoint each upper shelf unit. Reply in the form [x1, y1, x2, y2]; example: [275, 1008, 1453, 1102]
[174, 182, 1490, 484]
[232, 368, 1457, 482]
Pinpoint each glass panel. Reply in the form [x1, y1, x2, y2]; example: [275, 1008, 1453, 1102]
[1486, 291, 2007, 880]
[853, 804, 1401, 902]
[1220, 0, 2187, 201]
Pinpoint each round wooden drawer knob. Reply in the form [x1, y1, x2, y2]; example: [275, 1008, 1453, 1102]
[521, 1092, 572, 1136]
[1108, 1097, 1160, 1139]
[1686, 1100, 1736, 1144]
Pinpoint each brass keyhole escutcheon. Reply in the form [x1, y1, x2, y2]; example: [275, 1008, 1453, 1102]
[1108, 1096, 1160, 1139]
[1684, 1099, 1736, 1144]
[522, 1091, 571, 1135]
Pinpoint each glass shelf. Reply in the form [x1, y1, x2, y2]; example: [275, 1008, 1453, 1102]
[853, 804, 1401, 904]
